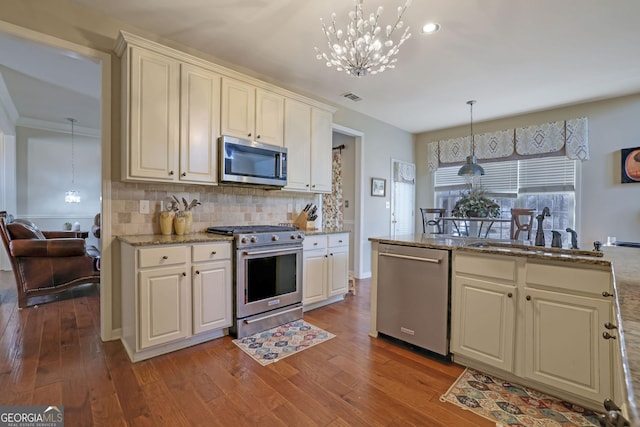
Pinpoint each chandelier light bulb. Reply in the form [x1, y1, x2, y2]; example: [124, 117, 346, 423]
[315, 0, 412, 77]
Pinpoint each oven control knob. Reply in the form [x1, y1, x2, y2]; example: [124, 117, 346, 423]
[297, 233, 304, 239]
[240, 237, 247, 244]
[250, 236, 258, 243]
[290, 234, 296, 240]
[272, 235, 279, 241]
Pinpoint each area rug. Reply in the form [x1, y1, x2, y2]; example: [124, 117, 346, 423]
[232, 320, 335, 366]
[440, 368, 602, 426]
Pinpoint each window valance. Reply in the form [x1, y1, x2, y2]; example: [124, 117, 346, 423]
[427, 117, 588, 172]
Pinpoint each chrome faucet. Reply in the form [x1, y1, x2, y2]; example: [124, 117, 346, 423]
[534, 207, 550, 247]
[566, 228, 578, 249]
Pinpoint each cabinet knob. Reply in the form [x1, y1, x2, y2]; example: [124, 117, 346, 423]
[507, 293, 513, 298]
[181, 172, 186, 177]
[195, 270, 200, 275]
[526, 295, 531, 301]
[248, 132, 252, 137]
[256, 134, 261, 139]
[602, 331, 617, 340]
[324, 255, 328, 258]
[182, 272, 187, 277]
[602, 291, 614, 298]
[162, 255, 169, 260]
[211, 251, 217, 255]
[169, 170, 174, 176]
[338, 240, 343, 243]
[604, 322, 618, 330]
[313, 242, 318, 246]
[306, 184, 310, 187]
[312, 184, 316, 188]
[329, 253, 333, 256]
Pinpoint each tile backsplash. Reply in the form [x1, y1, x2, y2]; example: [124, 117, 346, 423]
[111, 181, 317, 236]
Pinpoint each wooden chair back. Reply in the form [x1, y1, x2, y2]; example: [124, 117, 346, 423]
[510, 208, 535, 240]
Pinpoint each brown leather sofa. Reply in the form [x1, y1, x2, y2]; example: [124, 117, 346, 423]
[0, 218, 100, 308]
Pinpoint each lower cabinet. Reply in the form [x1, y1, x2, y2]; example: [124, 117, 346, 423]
[121, 240, 232, 362]
[303, 233, 349, 309]
[451, 251, 614, 408]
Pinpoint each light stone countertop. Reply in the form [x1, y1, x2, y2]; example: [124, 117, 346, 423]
[369, 234, 639, 424]
[117, 232, 233, 246]
[304, 228, 350, 236]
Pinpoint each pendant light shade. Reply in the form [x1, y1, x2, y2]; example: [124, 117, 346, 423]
[458, 100, 485, 177]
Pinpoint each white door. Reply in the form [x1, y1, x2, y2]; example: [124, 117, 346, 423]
[390, 159, 415, 235]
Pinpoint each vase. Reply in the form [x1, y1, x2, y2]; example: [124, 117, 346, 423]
[183, 211, 193, 234]
[174, 216, 186, 236]
[159, 211, 174, 235]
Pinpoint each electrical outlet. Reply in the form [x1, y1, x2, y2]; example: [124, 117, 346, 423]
[140, 200, 150, 214]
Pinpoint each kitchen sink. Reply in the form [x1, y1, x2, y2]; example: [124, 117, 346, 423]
[465, 241, 604, 258]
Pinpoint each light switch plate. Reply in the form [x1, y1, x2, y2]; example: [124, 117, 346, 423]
[140, 200, 150, 214]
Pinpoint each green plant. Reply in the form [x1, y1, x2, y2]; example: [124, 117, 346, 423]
[451, 187, 500, 218]
[166, 195, 201, 214]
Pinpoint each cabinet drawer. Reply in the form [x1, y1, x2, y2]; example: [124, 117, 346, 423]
[328, 234, 348, 248]
[138, 246, 187, 268]
[455, 253, 517, 282]
[192, 243, 231, 263]
[304, 236, 327, 251]
[526, 262, 612, 295]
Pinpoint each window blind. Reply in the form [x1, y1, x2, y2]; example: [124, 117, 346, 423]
[434, 157, 576, 194]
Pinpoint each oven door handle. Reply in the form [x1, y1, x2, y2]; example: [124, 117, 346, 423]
[243, 247, 300, 256]
[244, 306, 302, 324]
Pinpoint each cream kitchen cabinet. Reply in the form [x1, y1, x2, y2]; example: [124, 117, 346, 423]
[120, 241, 232, 362]
[302, 233, 349, 309]
[118, 40, 220, 184]
[221, 77, 284, 146]
[283, 99, 332, 193]
[451, 251, 614, 409]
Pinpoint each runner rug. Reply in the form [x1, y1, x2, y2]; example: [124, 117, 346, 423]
[233, 320, 335, 366]
[440, 368, 602, 426]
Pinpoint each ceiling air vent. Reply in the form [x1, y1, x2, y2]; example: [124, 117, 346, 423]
[342, 92, 363, 102]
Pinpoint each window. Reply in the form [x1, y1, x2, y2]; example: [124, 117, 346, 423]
[434, 157, 577, 245]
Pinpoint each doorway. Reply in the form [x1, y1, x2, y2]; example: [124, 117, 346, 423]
[0, 22, 113, 341]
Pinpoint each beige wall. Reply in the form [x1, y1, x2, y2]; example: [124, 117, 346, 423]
[415, 94, 640, 247]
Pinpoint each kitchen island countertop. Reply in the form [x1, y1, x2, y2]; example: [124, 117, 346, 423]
[369, 233, 640, 424]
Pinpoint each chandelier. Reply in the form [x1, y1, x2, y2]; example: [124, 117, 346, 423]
[457, 100, 485, 177]
[64, 118, 81, 203]
[315, 0, 412, 77]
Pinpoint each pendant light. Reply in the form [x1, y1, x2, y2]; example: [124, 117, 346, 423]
[457, 100, 485, 176]
[64, 118, 81, 203]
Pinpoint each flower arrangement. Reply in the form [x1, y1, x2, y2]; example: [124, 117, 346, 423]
[167, 196, 201, 217]
[451, 187, 500, 218]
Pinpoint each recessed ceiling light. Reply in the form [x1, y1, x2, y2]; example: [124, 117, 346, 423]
[422, 22, 440, 34]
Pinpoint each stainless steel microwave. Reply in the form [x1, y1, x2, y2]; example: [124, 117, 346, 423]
[219, 135, 287, 188]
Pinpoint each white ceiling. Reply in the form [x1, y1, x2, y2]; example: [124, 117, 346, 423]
[3, 1, 640, 134]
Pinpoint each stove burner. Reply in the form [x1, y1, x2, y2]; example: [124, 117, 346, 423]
[207, 225, 297, 235]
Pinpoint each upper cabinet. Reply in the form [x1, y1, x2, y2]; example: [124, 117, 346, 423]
[116, 31, 334, 186]
[221, 78, 285, 146]
[284, 100, 332, 193]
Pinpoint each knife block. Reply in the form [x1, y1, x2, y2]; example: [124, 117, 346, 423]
[293, 211, 317, 230]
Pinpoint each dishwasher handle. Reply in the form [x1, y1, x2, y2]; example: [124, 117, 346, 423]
[380, 252, 441, 264]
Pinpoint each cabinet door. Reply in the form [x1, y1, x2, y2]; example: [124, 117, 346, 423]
[328, 245, 349, 297]
[180, 63, 220, 184]
[451, 276, 516, 371]
[255, 89, 284, 146]
[127, 46, 180, 181]
[523, 287, 612, 402]
[221, 77, 255, 139]
[303, 249, 327, 305]
[284, 99, 311, 191]
[310, 108, 333, 193]
[138, 266, 189, 349]
[192, 260, 232, 334]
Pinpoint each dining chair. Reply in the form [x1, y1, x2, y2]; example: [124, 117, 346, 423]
[510, 208, 535, 240]
[420, 208, 445, 234]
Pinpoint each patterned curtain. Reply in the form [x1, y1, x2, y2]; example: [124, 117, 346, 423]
[322, 149, 343, 230]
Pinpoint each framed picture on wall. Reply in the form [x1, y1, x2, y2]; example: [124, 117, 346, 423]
[621, 146, 640, 183]
[371, 177, 386, 197]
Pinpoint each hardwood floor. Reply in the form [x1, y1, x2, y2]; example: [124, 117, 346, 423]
[0, 271, 493, 426]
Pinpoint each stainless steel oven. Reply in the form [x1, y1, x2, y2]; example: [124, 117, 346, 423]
[207, 225, 304, 338]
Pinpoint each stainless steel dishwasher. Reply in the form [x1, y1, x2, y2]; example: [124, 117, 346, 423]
[376, 244, 450, 356]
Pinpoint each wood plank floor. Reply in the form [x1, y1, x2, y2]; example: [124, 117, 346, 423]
[0, 271, 493, 426]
